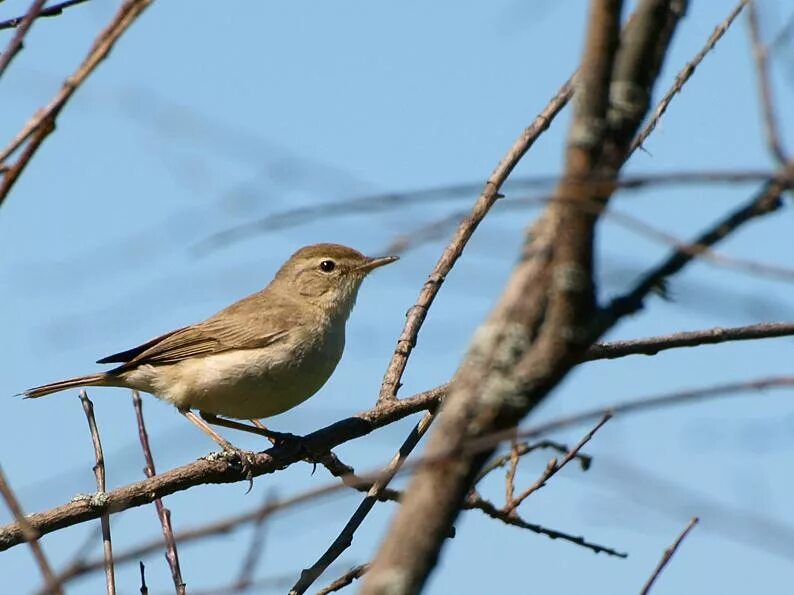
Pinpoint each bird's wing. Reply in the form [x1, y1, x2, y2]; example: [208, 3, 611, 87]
[98, 291, 297, 369]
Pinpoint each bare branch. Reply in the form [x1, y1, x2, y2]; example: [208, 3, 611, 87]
[0, 0, 154, 208]
[377, 76, 574, 403]
[362, 1, 683, 590]
[317, 564, 369, 595]
[43, 374, 794, 586]
[476, 439, 592, 484]
[0, 0, 47, 79]
[605, 160, 793, 322]
[78, 391, 115, 595]
[0, 0, 93, 32]
[0, 386, 444, 553]
[632, 0, 748, 153]
[584, 322, 794, 361]
[201, 169, 778, 252]
[506, 414, 610, 512]
[639, 517, 699, 595]
[132, 392, 186, 595]
[289, 411, 437, 594]
[747, 0, 788, 164]
[139, 561, 148, 595]
[465, 494, 627, 558]
[0, 466, 61, 594]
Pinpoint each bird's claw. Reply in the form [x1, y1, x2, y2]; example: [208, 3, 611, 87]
[220, 446, 255, 490]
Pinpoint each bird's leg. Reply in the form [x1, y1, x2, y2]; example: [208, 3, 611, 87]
[198, 411, 299, 446]
[181, 410, 254, 482]
[181, 410, 237, 450]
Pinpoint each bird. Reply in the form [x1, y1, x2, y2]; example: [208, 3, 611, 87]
[23, 243, 398, 452]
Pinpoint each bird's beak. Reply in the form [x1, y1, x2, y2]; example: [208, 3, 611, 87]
[355, 255, 399, 273]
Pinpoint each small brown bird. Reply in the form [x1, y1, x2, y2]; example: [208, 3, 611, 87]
[24, 243, 397, 451]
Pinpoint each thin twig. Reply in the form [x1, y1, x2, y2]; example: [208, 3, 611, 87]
[606, 160, 793, 322]
[504, 440, 520, 506]
[631, 0, 749, 152]
[476, 439, 592, 484]
[316, 564, 369, 595]
[0, 0, 47, 79]
[747, 0, 788, 164]
[639, 517, 699, 594]
[584, 322, 794, 361]
[0, 466, 61, 594]
[288, 411, 437, 594]
[601, 202, 794, 282]
[465, 493, 627, 557]
[139, 561, 148, 595]
[505, 414, 610, 512]
[132, 392, 186, 595]
[0, 0, 154, 207]
[78, 391, 116, 595]
[0, 0, 93, 31]
[377, 76, 575, 403]
[199, 168, 777, 252]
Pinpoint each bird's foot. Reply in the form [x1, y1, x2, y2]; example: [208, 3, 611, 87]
[218, 445, 256, 490]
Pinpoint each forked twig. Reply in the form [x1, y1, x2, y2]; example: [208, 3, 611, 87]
[505, 415, 610, 513]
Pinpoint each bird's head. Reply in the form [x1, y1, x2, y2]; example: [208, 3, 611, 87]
[274, 243, 398, 319]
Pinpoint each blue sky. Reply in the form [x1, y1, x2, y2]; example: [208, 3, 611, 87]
[1, 1, 793, 593]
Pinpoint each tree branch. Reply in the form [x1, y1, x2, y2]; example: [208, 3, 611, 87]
[132, 392, 186, 595]
[0, 0, 47, 80]
[78, 392, 115, 595]
[0, 466, 61, 594]
[639, 517, 699, 594]
[0, 0, 154, 208]
[362, 2, 689, 591]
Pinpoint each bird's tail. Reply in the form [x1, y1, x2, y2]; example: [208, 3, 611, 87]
[22, 374, 108, 399]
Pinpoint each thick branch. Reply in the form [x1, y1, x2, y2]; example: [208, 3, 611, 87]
[362, 2, 687, 592]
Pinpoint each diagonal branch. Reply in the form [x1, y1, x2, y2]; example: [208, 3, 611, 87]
[0, 0, 47, 80]
[377, 76, 575, 403]
[639, 517, 699, 594]
[632, 0, 748, 153]
[0, 0, 154, 208]
[0, 466, 61, 594]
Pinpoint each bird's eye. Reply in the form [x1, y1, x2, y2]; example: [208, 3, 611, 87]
[319, 259, 336, 273]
